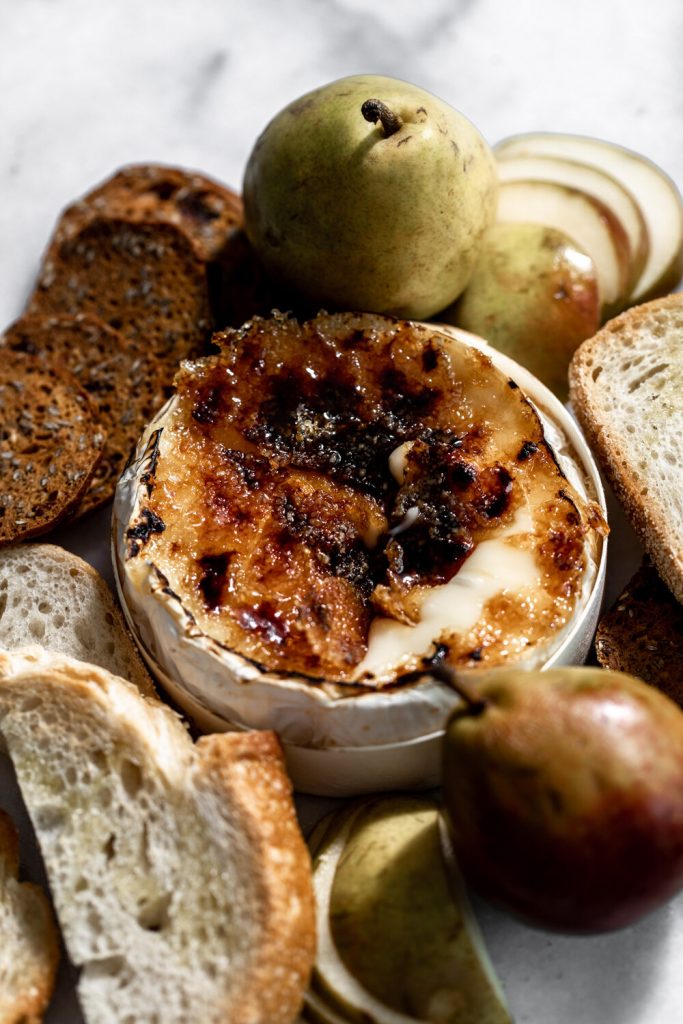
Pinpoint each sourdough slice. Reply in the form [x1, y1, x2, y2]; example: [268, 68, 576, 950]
[0, 648, 315, 1024]
[26, 217, 213, 388]
[0, 808, 59, 1024]
[51, 164, 244, 263]
[595, 558, 683, 706]
[569, 293, 683, 602]
[0, 351, 105, 544]
[1, 313, 166, 515]
[0, 545, 155, 699]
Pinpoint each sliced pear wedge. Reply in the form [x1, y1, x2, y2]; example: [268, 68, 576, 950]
[495, 132, 683, 304]
[305, 797, 512, 1024]
[496, 152, 649, 294]
[497, 178, 631, 318]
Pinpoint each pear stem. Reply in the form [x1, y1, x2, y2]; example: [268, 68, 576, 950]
[361, 99, 403, 137]
[429, 663, 488, 715]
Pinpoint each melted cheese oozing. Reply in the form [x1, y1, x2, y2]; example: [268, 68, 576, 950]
[353, 507, 538, 680]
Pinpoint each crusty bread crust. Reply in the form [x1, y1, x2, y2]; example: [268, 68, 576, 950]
[0, 648, 315, 1024]
[0, 809, 60, 1024]
[569, 293, 683, 603]
[195, 732, 316, 1024]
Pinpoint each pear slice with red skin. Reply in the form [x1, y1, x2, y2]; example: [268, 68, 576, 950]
[495, 132, 683, 304]
[496, 178, 632, 319]
[442, 666, 683, 933]
[496, 153, 649, 296]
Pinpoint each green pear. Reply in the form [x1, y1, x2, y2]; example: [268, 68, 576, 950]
[243, 75, 498, 320]
[441, 222, 600, 399]
[442, 666, 683, 932]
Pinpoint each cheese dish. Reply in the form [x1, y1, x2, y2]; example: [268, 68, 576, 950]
[113, 313, 607, 794]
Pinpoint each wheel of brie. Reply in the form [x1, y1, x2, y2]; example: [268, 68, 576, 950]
[113, 312, 607, 795]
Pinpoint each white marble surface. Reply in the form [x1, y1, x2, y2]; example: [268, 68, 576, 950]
[1, 1, 682, 1022]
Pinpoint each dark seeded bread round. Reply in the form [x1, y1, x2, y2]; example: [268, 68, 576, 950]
[595, 559, 683, 705]
[0, 351, 105, 543]
[52, 163, 244, 262]
[1, 313, 166, 515]
[27, 217, 213, 385]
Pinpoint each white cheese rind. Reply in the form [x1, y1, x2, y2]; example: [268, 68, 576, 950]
[112, 330, 606, 765]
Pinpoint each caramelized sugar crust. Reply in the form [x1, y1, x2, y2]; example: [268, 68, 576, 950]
[128, 313, 599, 683]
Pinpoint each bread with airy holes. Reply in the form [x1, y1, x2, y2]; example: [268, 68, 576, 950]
[0, 807, 59, 1024]
[0, 545, 155, 699]
[0, 647, 315, 1024]
[569, 293, 683, 603]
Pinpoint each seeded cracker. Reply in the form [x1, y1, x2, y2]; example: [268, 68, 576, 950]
[0, 351, 105, 543]
[27, 217, 213, 388]
[595, 559, 683, 707]
[50, 163, 244, 262]
[2, 313, 166, 515]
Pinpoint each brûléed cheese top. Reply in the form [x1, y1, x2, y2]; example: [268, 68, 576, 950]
[121, 312, 604, 688]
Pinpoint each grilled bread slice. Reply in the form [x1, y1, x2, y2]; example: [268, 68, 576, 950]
[0, 545, 155, 699]
[0, 808, 59, 1024]
[569, 293, 683, 602]
[0, 647, 315, 1024]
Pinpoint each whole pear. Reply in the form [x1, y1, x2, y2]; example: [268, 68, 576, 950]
[441, 222, 600, 400]
[243, 75, 498, 319]
[442, 667, 683, 932]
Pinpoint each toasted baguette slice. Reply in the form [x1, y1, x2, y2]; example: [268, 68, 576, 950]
[595, 558, 683, 706]
[0, 648, 315, 1024]
[569, 293, 683, 603]
[0, 808, 59, 1024]
[0, 545, 155, 699]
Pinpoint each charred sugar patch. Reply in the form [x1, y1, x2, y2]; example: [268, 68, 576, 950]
[480, 466, 513, 519]
[421, 345, 439, 372]
[126, 507, 165, 556]
[379, 366, 439, 429]
[140, 429, 163, 495]
[197, 552, 232, 610]
[220, 448, 268, 490]
[273, 491, 375, 596]
[235, 602, 290, 646]
[191, 374, 231, 425]
[517, 440, 539, 462]
[508, 379, 519, 390]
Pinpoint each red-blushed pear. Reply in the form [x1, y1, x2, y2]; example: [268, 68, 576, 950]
[243, 75, 498, 320]
[441, 666, 683, 933]
[440, 222, 600, 400]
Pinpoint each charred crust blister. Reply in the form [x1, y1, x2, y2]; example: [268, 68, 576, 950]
[126, 507, 166, 556]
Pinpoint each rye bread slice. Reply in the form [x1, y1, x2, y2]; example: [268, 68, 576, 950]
[26, 217, 213, 387]
[52, 163, 243, 263]
[0, 351, 105, 544]
[569, 293, 683, 603]
[1, 313, 165, 515]
[595, 558, 683, 707]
